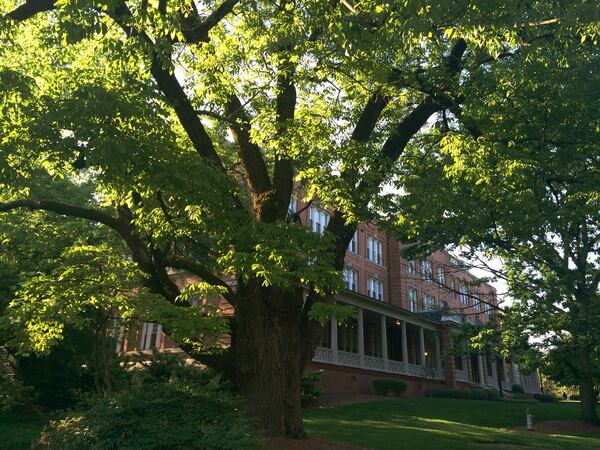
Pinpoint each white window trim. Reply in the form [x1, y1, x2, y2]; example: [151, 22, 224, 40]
[343, 266, 359, 292]
[367, 276, 384, 301]
[408, 287, 418, 312]
[309, 205, 330, 235]
[366, 235, 383, 266]
[347, 231, 359, 254]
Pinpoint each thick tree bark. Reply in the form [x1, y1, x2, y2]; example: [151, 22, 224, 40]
[232, 280, 308, 437]
[578, 346, 599, 425]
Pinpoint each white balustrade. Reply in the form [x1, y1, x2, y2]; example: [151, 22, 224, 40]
[364, 355, 385, 371]
[387, 360, 406, 374]
[313, 346, 333, 363]
[455, 370, 468, 382]
[337, 350, 361, 367]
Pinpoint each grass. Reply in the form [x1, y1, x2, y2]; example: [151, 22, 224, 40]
[304, 398, 600, 449]
[0, 409, 46, 450]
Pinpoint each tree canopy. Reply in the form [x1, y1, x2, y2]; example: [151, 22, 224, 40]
[1, 0, 600, 436]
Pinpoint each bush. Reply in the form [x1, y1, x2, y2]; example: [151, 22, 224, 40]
[512, 393, 531, 400]
[426, 388, 501, 401]
[372, 379, 407, 396]
[534, 393, 558, 403]
[569, 394, 581, 400]
[511, 384, 525, 394]
[0, 375, 34, 411]
[38, 371, 258, 449]
[301, 370, 324, 407]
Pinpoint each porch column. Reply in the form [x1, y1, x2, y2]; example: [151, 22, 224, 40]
[330, 317, 338, 364]
[500, 359, 507, 389]
[477, 354, 485, 385]
[357, 307, 365, 367]
[380, 315, 388, 371]
[419, 327, 426, 367]
[512, 362, 520, 385]
[401, 321, 408, 368]
[435, 333, 442, 377]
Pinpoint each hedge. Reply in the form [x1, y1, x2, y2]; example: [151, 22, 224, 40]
[373, 379, 407, 396]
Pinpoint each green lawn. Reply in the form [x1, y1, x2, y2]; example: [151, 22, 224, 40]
[0, 409, 46, 450]
[304, 398, 600, 449]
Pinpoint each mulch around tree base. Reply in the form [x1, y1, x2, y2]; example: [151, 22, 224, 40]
[264, 437, 372, 449]
[510, 420, 600, 436]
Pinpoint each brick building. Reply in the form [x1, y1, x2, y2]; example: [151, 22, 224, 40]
[118, 195, 541, 396]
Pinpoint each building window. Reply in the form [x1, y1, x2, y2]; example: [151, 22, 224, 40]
[338, 317, 358, 353]
[367, 277, 384, 301]
[407, 259, 416, 274]
[484, 295, 494, 315]
[459, 283, 469, 305]
[455, 356, 464, 371]
[343, 266, 358, 292]
[473, 294, 481, 311]
[408, 287, 418, 312]
[423, 294, 436, 311]
[288, 195, 298, 217]
[309, 206, 329, 234]
[437, 266, 445, 285]
[366, 235, 383, 265]
[141, 322, 162, 350]
[347, 231, 358, 254]
[421, 260, 433, 282]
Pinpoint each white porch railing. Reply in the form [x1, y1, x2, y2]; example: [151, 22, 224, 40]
[364, 355, 385, 371]
[313, 346, 333, 363]
[455, 370, 469, 382]
[337, 350, 360, 367]
[312, 347, 444, 381]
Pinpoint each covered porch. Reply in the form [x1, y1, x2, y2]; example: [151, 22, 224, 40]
[313, 302, 444, 381]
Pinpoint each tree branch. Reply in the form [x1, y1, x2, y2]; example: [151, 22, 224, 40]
[223, 94, 272, 201]
[272, 56, 297, 221]
[0, 199, 121, 230]
[164, 256, 235, 302]
[5, 0, 55, 21]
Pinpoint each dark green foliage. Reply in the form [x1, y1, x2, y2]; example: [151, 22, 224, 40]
[426, 388, 500, 401]
[372, 379, 407, 396]
[15, 328, 97, 410]
[511, 384, 525, 394]
[534, 393, 558, 403]
[0, 375, 34, 412]
[511, 393, 531, 401]
[0, 409, 46, 450]
[301, 370, 324, 407]
[569, 394, 581, 401]
[38, 367, 258, 450]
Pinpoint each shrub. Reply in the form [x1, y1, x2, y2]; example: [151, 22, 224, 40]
[301, 370, 324, 407]
[427, 388, 501, 401]
[38, 373, 258, 449]
[569, 394, 581, 401]
[512, 393, 531, 400]
[511, 384, 525, 394]
[0, 375, 34, 411]
[373, 379, 407, 397]
[534, 393, 558, 403]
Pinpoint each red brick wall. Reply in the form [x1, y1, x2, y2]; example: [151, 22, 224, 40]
[309, 362, 444, 396]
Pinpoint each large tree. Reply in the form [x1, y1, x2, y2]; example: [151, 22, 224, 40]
[0, 0, 598, 436]
[392, 36, 600, 423]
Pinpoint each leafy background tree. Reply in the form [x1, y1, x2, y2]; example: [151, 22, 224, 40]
[392, 34, 600, 423]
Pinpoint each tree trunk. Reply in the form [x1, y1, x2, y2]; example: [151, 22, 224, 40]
[578, 347, 599, 425]
[232, 280, 310, 437]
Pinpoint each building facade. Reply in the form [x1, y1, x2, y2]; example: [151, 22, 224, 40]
[119, 195, 541, 396]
